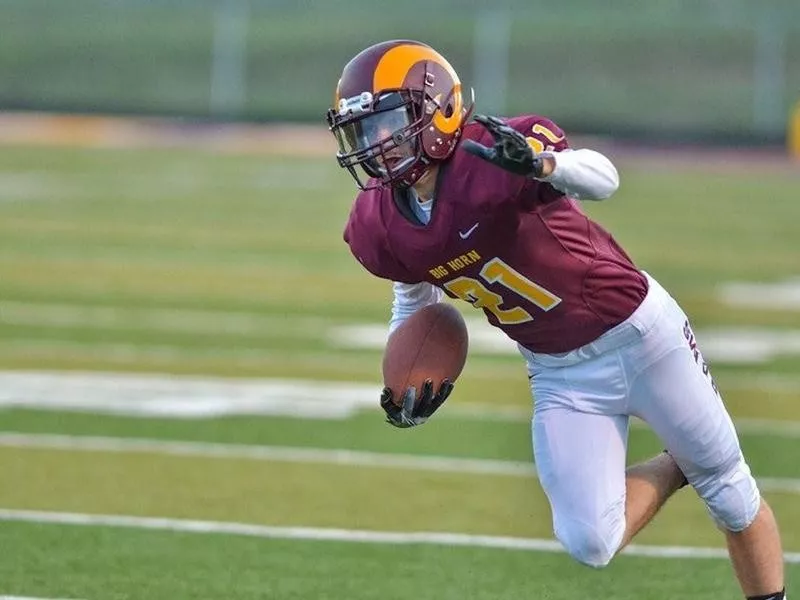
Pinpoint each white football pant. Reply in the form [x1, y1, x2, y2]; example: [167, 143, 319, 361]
[519, 273, 761, 568]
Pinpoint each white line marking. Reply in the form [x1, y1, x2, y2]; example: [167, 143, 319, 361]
[0, 172, 74, 204]
[719, 278, 800, 311]
[727, 418, 800, 437]
[0, 301, 328, 336]
[1, 432, 799, 494]
[446, 405, 800, 440]
[0, 432, 535, 477]
[723, 373, 800, 392]
[1, 508, 799, 563]
[330, 318, 800, 363]
[0, 371, 378, 420]
[757, 477, 800, 493]
[445, 405, 800, 439]
[329, 318, 517, 355]
[696, 327, 800, 363]
[0, 597, 84, 600]
[1, 370, 798, 436]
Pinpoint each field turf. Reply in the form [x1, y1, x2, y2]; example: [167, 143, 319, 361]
[0, 139, 798, 599]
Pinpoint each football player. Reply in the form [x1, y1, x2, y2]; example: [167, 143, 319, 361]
[326, 39, 787, 599]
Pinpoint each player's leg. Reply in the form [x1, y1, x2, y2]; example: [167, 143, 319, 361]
[630, 349, 785, 597]
[624, 282, 785, 598]
[619, 450, 686, 549]
[726, 500, 786, 598]
[529, 342, 689, 568]
[534, 403, 690, 566]
[532, 403, 628, 568]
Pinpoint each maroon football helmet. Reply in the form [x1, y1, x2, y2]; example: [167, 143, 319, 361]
[326, 40, 473, 190]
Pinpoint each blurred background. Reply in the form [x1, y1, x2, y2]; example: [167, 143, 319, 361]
[0, 2, 798, 599]
[2, 0, 800, 143]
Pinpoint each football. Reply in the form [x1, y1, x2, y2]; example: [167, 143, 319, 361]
[382, 302, 469, 403]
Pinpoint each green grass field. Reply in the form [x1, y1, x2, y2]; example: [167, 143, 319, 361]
[0, 138, 799, 599]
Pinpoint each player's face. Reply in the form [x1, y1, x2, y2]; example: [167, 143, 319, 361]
[334, 95, 418, 180]
[367, 109, 416, 174]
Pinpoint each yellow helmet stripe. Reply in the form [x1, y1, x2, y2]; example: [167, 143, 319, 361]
[373, 44, 459, 90]
[373, 44, 463, 134]
[435, 84, 463, 134]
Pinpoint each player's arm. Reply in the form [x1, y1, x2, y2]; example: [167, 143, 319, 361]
[537, 148, 618, 200]
[462, 114, 619, 200]
[381, 281, 453, 429]
[343, 214, 452, 428]
[389, 281, 443, 333]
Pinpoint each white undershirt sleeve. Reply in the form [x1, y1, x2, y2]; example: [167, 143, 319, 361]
[538, 148, 619, 200]
[389, 281, 443, 334]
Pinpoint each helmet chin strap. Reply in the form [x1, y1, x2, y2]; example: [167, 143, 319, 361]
[397, 154, 431, 188]
[399, 159, 441, 205]
[412, 168, 438, 202]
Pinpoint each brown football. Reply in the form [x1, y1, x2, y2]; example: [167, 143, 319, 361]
[381, 302, 469, 403]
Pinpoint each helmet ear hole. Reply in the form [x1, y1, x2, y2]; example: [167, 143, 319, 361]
[443, 104, 454, 118]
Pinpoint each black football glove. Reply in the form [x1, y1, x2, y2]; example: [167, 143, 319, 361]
[461, 114, 544, 178]
[379, 379, 454, 428]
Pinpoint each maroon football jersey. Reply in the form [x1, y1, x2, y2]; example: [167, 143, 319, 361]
[343, 115, 648, 354]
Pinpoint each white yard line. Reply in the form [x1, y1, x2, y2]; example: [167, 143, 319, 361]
[447, 404, 800, 439]
[719, 279, 800, 311]
[6, 298, 800, 363]
[0, 432, 535, 477]
[0, 371, 378, 420]
[1, 432, 799, 495]
[0, 301, 328, 337]
[1, 370, 798, 434]
[331, 320, 800, 363]
[1, 508, 799, 563]
[725, 418, 800, 437]
[0, 597, 84, 600]
[0, 597, 83, 600]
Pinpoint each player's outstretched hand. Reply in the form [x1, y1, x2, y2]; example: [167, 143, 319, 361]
[379, 379, 454, 428]
[462, 114, 544, 178]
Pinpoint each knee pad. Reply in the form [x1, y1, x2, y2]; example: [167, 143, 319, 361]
[697, 458, 761, 532]
[554, 506, 625, 569]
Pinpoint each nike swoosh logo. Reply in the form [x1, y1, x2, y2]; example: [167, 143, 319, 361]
[459, 223, 479, 239]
